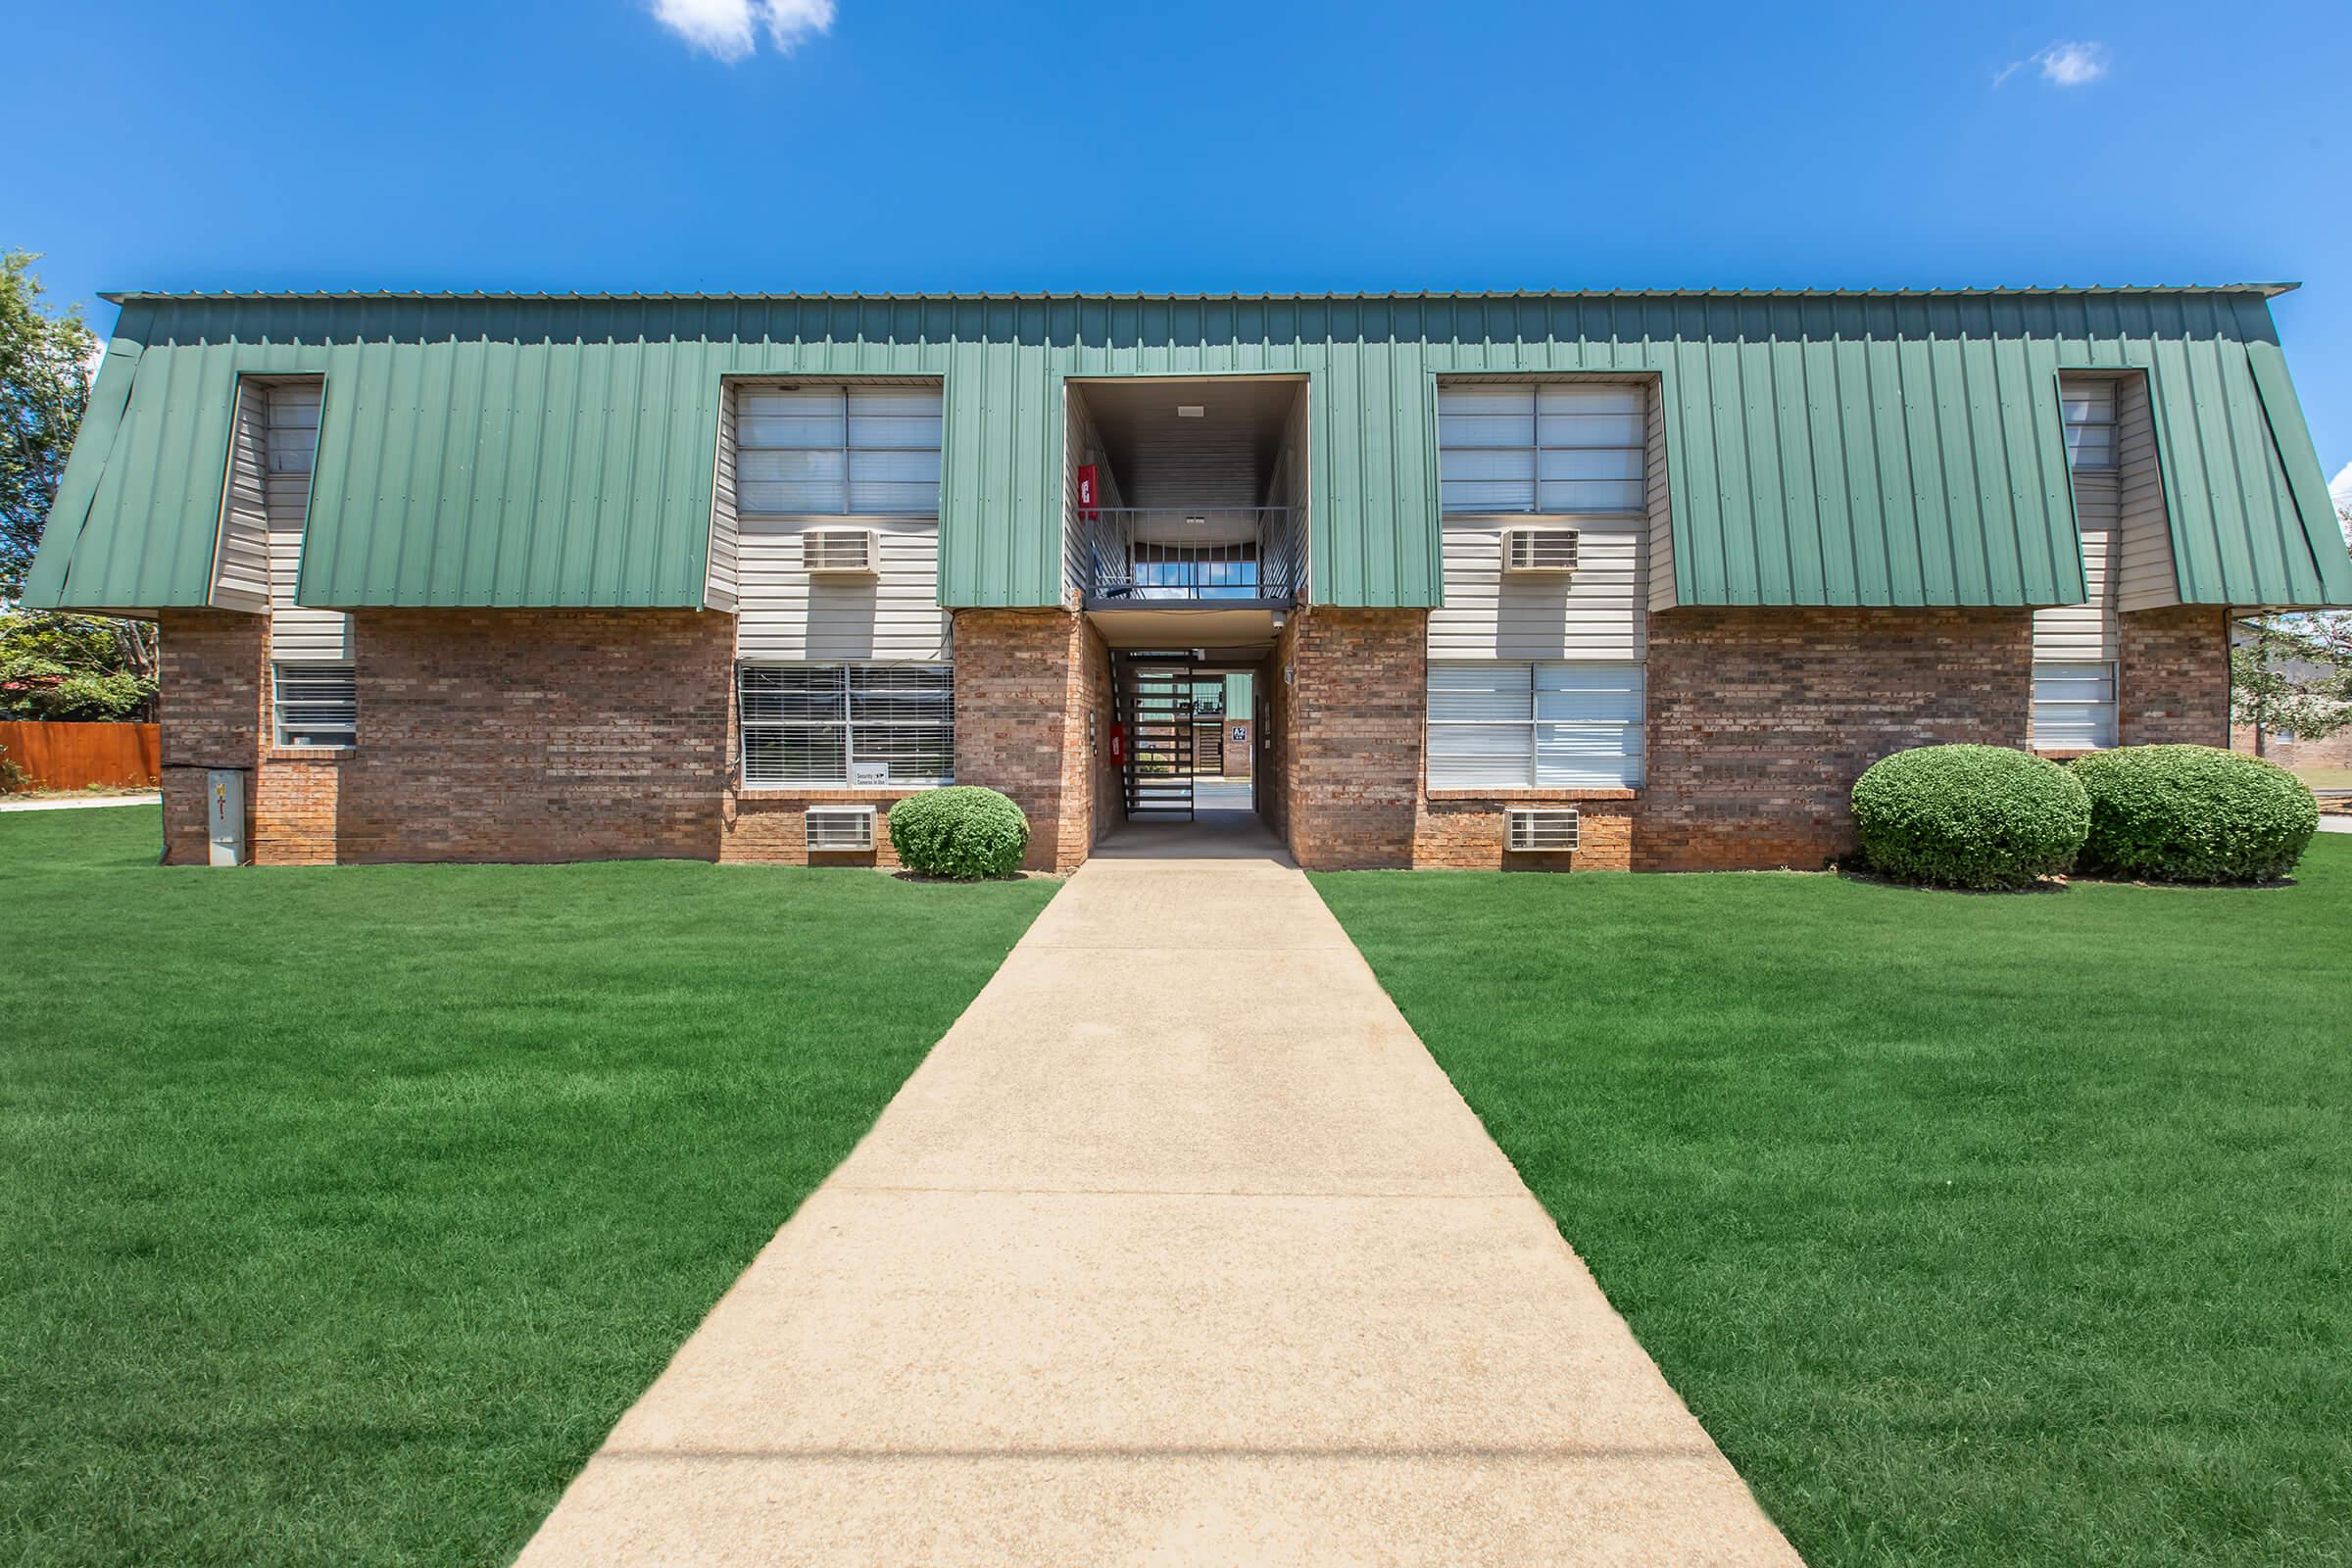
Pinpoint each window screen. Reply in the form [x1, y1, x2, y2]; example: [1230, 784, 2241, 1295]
[272, 662, 356, 748]
[2032, 661, 2117, 750]
[1426, 661, 1644, 788]
[1438, 383, 1646, 514]
[739, 663, 954, 786]
[737, 385, 943, 515]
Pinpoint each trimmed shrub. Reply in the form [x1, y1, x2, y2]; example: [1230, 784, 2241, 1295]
[888, 786, 1030, 880]
[2067, 745, 2317, 884]
[1850, 745, 2089, 890]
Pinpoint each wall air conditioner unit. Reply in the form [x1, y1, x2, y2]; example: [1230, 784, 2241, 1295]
[1506, 807, 1580, 853]
[803, 529, 879, 575]
[1501, 528, 1579, 574]
[805, 805, 876, 853]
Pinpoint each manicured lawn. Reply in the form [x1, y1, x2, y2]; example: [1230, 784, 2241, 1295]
[1314, 840, 2352, 1568]
[0, 808, 1054, 1567]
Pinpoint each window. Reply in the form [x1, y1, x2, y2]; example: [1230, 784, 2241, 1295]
[1438, 383, 1645, 514]
[2032, 661, 2117, 750]
[1426, 661, 1643, 789]
[738, 663, 953, 787]
[273, 662, 356, 748]
[266, 381, 321, 474]
[2060, 378, 2117, 471]
[736, 385, 942, 515]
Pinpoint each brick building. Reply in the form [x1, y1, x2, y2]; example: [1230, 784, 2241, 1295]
[27, 288, 2352, 871]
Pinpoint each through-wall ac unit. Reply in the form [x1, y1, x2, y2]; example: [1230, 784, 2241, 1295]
[803, 529, 879, 574]
[1501, 528, 1579, 574]
[805, 805, 876, 852]
[1506, 807, 1580, 853]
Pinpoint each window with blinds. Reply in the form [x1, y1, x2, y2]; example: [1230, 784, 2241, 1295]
[1438, 383, 1646, 514]
[736, 385, 943, 515]
[272, 662, 356, 748]
[2031, 662, 2118, 750]
[1426, 661, 1644, 789]
[2060, 379, 2117, 471]
[738, 663, 954, 787]
[266, 381, 321, 474]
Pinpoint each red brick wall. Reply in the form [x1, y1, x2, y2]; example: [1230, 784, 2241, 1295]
[157, 609, 268, 864]
[1278, 608, 1427, 869]
[1220, 718, 1254, 778]
[2122, 607, 2230, 747]
[2233, 724, 2352, 770]
[255, 753, 343, 864]
[950, 608, 1091, 871]
[332, 610, 732, 863]
[1414, 796, 1637, 871]
[1640, 607, 2033, 871]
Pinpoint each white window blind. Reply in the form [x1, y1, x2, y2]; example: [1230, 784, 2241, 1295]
[1426, 661, 1644, 788]
[2032, 661, 2117, 750]
[272, 662, 356, 748]
[1438, 383, 1646, 514]
[737, 386, 943, 515]
[2060, 378, 2117, 471]
[266, 382, 321, 475]
[739, 663, 954, 787]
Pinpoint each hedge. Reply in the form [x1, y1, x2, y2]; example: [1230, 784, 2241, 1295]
[2067, 745, 2317, 884]
[1850, 745, 2089, 890]
[888, 787, 1030, 880]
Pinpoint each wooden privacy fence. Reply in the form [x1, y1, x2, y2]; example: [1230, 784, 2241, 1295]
[0, 722, 162, 791]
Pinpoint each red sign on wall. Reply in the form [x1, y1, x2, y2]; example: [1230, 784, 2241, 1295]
[1077, 464, 1100, 520]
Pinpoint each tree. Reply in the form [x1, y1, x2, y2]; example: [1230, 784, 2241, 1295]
[3, 251, 96, 600]
[2230, 505, 2352, 753]
[0, 610, 156, 720]
[0, 251, 156, 718]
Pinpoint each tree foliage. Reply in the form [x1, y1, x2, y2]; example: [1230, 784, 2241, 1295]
[2231, 513, 2352, 748]
[0, 610, 156, 720]
[3, 251, 96, 601]
[0, 253, 155, 719]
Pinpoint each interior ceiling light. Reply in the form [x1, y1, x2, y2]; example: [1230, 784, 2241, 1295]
[1176, 405, 1205, 417]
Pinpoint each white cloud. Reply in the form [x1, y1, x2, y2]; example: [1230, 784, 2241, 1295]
[2330, 461, 2352, 514]
[650, 0, 833, 60]
[1995, 40, 2110, 88]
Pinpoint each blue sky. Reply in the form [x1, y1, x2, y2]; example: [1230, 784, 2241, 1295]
[14, 0, 2351, 500]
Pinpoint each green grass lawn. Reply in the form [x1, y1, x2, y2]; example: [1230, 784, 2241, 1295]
[1314, 840, 2352, 1568]
[0, 808, 1055, 1567]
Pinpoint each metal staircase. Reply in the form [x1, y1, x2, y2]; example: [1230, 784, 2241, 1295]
[1121, 660, 1197, 820]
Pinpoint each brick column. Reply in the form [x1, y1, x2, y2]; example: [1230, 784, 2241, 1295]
[1641, 607, 2033, 870]
[156, 609, 269, 864]
[950, 608, 1096, 872]
[1277, 607, 1427, 869]
[2121, 607, 2230, 746]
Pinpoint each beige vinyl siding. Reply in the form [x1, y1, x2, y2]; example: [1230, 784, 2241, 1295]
[1062, 388, 1123, 602]
[704, 380, 741, 612]
[259, 380, 348, 662]
[1643, 380, 1676, 612]
[2113, 372, 2180, 612]
[207, 381, 271, 612]
[1431, 520, 1646, 660]
[1267, 385, 1310, 595]
[736, 517, 949, 661]
[2034, 530, 2118, 661]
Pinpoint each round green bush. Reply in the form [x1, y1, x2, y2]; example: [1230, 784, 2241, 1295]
[2066, 745, 2317, 884]
[888, 786, 1030, 880]
[1849, 744, 2089, 890]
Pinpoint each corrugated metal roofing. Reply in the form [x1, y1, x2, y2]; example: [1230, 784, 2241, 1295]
[24, 288, 2350, 614]
[98, 283, 2303, 302]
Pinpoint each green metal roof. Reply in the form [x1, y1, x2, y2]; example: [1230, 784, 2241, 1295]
[24, 288, 2351, 614]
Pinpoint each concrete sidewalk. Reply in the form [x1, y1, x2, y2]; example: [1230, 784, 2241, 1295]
[518, 810, 1798, 1566]
[0, 792, 159, 813]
